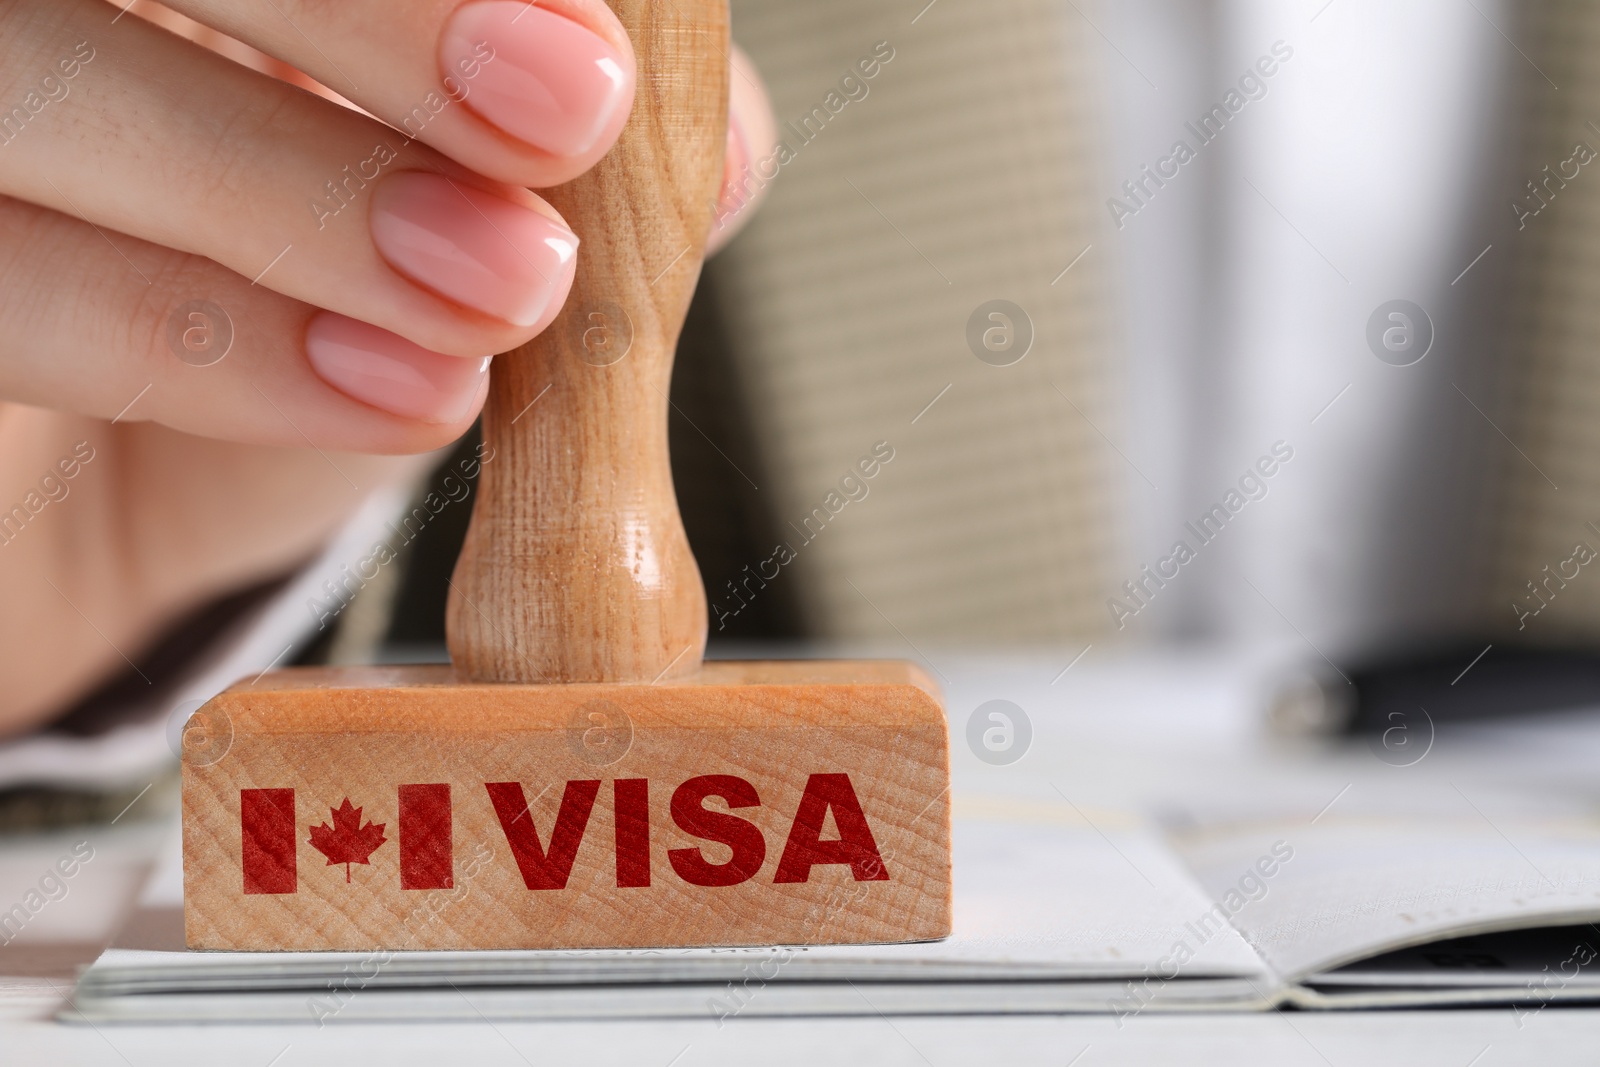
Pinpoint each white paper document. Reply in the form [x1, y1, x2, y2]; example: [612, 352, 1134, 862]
[67, 793, 1600, 1022]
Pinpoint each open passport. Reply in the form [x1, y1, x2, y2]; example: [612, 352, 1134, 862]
[66, 790, 1600, 1023]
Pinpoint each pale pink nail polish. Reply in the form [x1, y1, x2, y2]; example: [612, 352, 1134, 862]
[370, 171, 577, 327]
[440, 1, 633, 157]
[306, 314, 490, 423]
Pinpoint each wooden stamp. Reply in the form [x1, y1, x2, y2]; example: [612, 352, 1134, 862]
[181, 0, 952, 952]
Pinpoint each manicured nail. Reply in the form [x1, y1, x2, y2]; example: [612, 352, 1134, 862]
[370, 171, 577, 327]
[440, 1, 633, 157]
[306, 313, 490, 423]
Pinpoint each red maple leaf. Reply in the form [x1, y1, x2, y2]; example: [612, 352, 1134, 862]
[308, 798, 387, 883]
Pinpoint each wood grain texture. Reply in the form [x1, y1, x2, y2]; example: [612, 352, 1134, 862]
[181, 0, 956, 954]
[182, 663, 951, 951]
[444, 0, 725, 683]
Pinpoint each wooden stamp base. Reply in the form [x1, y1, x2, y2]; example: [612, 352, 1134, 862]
[181, 661, 952, 951]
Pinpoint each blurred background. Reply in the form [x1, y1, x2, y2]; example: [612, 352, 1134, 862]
[9, 0, 1600, 993]
[355, 0, 1600, 690]
[31, 0, 1600, 751]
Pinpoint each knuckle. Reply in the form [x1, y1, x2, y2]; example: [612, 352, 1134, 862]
[122, 254, 235, 374]
[197, 86, 308, 208]
[126, 261, 190, 354]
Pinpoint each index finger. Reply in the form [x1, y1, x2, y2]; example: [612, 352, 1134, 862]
[157, 0, 636, 188]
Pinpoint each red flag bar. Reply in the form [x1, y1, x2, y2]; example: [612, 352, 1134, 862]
[398, 783, 453, 890]
[240, 788, 296, 895]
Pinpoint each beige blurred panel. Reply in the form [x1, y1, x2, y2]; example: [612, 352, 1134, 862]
[715, 0, 1117, 642]
[1489, 1, 1600, 638]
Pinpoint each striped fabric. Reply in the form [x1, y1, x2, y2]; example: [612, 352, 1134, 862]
[715, 0, 1118, 642]
[1489, 1, 1600, 638]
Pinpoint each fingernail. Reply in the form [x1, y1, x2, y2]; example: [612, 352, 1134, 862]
[306, 313, 490, 423]
[441, 1, 633, 157]
[370, 171, 577, 327]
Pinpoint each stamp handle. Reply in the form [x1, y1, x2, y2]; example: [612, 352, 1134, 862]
[447, 0, 727, 682]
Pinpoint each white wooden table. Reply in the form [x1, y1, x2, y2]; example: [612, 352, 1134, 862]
[3, 648, 1596, 1064]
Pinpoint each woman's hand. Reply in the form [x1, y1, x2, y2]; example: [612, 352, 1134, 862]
[0, 0, 770, 450]
[0, 0, 777, 737]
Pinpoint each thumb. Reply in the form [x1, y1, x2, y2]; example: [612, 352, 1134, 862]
[708, 44, 778, 255]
